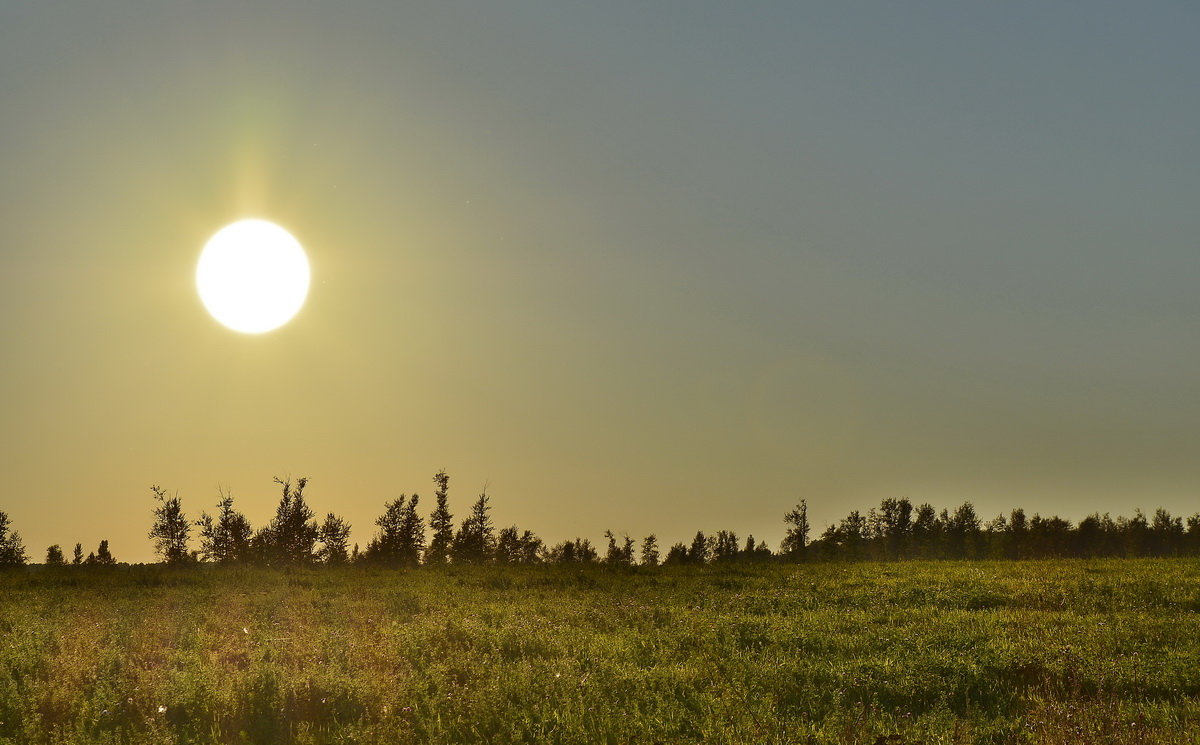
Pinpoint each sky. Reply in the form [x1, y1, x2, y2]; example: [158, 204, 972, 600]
[1, 2, 1198, 562]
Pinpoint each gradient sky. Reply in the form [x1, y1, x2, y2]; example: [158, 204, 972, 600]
[2, 2, 1198, 561]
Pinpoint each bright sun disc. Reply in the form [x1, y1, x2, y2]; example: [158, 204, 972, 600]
[197, 219, 310, 333]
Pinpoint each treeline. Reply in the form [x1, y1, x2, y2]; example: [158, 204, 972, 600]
[2, 474, 1200, 568]
[803, 499, 1200, 561]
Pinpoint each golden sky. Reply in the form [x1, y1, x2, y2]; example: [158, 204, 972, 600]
[2, 3, 1198, 560]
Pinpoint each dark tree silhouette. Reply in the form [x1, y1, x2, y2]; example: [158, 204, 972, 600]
[45, 544, 65, 566]
[494, 526, 523, 564]
[149, 486, 192, 564]
[946, 502, 982, 559]
[90, 540, 115, 565]
[662, 542, 689, 565]
[367, 494, 425, 566]
[0, 511, 27, 567]
[318, 513, 352, 564]
[780, 500, 810, 560]
[493, 527, 542, 564]
[426, 470, 454, 565]
[879, 498, 914, 559]
[712, 530, 739, 562]
[197, 490, 252, 563]
[253, 477, 319, 565]
[547, 538, 597, 563]
[640, 534, 660, 567]
[688, 531, 711, 564]
[603, 531, 635, 566]
[742, 535, 773, 561]
[71, 543, 83, 566]
[911, 503, 939, 558]
[452, 491, 495, 564]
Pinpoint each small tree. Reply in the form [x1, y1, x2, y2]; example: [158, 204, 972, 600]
[149, 486, 192, 564]
[426, 471, 454, 565]
[72, 543, 83, 565]
[367, 495, 425, 566]
[452, 491, 495, 564]
[663, 542, 689, 565]
[640, 534, 660, 566]
[197, 490, 252, 563]
[45, 545, 65, 566]
[780, 500, 810, 560]
[318, 513, 352, 564]
[494, 526, 522, 564]
[712, 530, 739, 562]
[688, 531, 711, 564]
[0, 512, 28, 567]
[603, 531, 635, 566]
[253, 477, 319, 565]
[92, 540, 116, 565]
[547, 538, 597, 563]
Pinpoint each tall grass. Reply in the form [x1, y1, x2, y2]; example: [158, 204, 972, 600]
[1, 560, 1199, 744]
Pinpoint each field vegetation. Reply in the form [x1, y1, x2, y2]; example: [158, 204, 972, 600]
[2, 559, 1200, 744]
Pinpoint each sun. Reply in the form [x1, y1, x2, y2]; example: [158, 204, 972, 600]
[196, 219, 310, 334]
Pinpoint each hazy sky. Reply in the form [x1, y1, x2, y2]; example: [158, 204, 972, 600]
[2, 2, 1198, 561]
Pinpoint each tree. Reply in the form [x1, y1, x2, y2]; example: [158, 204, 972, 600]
[197, 491, 252, 563]
[878, 498, 914, 559]
[1007, 508, 1029, 559]
[426, 471, 454, 565]
[662, 542, 689, 565]
[946, 502, 981, 559]
[0, 512, 28, 567]
[452, 491, 495, 564]
[45, 545, 65, 566]
[743, 535, 772, 561]
[603, 531, 635, 566]
[253, 477, 319, 565]
[911, 503, 940, 558]
[712, 530, 740, 562]
[148, 486, 191, 564]
[366, 495, 425, 566]
[318, 513, 352, 564]
[89, 540, 116, 566]
[780, 500, 810, 560]
[547, 538, 597, 563]
[494, 526, 522, 564]
[1150, 508, 1185, 557]
[640, 534, 660, 567]
[72, 543, 83, 566]
[688, 531, 711, 564]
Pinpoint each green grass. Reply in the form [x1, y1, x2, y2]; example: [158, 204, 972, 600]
[2, 559, 1200, 744]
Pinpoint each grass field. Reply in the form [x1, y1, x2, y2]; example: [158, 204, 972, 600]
[1, 559, 1199, 744]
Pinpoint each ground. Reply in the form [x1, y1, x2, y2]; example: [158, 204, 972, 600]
[2, 559, 1199, 744]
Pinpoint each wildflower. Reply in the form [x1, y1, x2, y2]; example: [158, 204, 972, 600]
[157, 706, 167, 714]
[243, 627, 249, 634]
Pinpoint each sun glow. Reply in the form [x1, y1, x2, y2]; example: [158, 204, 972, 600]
[196, 220, 310, 334]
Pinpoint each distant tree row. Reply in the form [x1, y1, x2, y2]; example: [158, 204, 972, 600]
[4, 481, 1200, 569]
[793, 498, 1200, 561]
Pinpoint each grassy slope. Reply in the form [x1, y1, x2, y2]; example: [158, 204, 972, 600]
[1, 559, 1199, 744]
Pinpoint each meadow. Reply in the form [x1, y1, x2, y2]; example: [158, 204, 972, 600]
[1, 559, 1199, 745]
